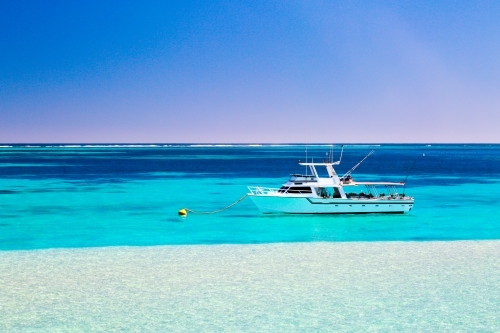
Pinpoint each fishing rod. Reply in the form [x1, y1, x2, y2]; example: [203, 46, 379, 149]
[403, 159, 417, 195]
[342, 149, 375, 179]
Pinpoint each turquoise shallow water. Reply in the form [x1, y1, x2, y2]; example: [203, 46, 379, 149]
[1, 144, 500, 250]
[1, 241, 499, 331]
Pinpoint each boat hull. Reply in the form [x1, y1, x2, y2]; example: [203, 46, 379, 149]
[248, 195, 414, 214]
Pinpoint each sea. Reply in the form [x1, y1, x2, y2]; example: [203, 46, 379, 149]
[1, 143, 500, 249]
[1, 144, 499, 331]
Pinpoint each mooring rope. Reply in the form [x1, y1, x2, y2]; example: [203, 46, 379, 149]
[181, 194, 248, 215]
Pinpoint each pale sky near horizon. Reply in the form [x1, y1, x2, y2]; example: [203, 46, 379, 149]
[1, 1, 499, 143]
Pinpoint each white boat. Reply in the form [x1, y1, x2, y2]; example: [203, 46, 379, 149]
[248, 149, 414, 214]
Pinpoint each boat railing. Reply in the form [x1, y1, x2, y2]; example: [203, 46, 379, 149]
[345, 193, 413, 200]
[290, 174, 317, 179]
[361, 184, 413, 200]
[248, 186, 316, 195]
[247, 186, 281, 195]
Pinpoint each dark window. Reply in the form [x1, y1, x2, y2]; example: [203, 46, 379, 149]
[287, 186, 312, 193]
[278, 186, 289, 193]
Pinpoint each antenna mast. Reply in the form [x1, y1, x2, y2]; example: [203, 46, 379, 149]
[305, 145, 308, 176]
[338, 145, 344, 163]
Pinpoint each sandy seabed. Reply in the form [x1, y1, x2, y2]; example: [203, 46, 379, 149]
[1, 241, 499, 332]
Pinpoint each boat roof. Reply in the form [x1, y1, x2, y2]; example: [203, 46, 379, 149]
[343, 181, 405, 186]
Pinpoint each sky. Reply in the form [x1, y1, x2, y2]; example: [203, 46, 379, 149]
[1, 0, 499, 143]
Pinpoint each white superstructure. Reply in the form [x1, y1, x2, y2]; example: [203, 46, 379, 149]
[248, 150, 414, 214]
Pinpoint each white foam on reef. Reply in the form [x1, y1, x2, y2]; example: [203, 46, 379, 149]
[344, 144, 381, 147]
[189, 144, 235, 147]
[79, 144, 161, 148]
[1, 241, 499, 331]
[3, 144, 388, 149]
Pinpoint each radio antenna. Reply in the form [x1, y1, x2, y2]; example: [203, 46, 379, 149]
[305, 144, 308, 176]
[338, 145, 344, 164]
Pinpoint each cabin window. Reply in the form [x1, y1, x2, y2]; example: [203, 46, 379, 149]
[316, 187, 341, 198]
[287, 186, 312, 193]
[278, 186, 289, 193]
[317, 187, 328, 197]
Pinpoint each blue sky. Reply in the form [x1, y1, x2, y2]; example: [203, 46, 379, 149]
[1, 0, 499, 143]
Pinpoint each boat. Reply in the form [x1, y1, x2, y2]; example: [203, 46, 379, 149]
[247, 148, 414, 214]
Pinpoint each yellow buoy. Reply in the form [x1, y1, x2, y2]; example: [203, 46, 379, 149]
[178, 208, 187, 216]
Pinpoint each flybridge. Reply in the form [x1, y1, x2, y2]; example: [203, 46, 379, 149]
[298, 161, 339, 179]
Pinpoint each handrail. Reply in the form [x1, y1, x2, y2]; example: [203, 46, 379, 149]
[247, 186, 280, 195]
[247, 186, 312, 195]
[290, 174, 317, 179]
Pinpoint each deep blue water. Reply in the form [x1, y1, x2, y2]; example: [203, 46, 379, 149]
[1, 144, 500, 250]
